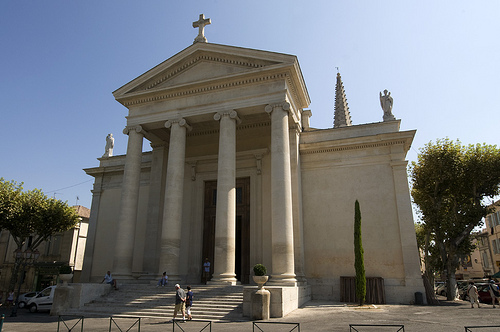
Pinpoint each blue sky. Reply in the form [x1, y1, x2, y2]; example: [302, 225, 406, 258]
[1, 1, 499, 211]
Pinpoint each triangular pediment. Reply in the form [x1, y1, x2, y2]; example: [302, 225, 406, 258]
[129, 51, 281, 93]
[113, 43, 300, 101]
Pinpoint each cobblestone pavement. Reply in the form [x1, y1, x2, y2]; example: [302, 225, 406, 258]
[1, 298, 500, 331]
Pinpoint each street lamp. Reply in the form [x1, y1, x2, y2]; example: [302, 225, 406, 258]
[10, 248, 40, 317]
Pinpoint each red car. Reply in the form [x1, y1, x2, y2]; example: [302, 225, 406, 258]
[463, 283, 500, 304]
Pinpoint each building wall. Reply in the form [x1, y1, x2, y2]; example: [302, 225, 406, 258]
[479, 201, 500, 276]
[0, 206, 89, 293]
[82, 121, 424, 304]
[299, 123, 423, 303]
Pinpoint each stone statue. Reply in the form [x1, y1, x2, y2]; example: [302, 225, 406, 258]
[102, 133, 114, 158]
[379, 89, 395, 121]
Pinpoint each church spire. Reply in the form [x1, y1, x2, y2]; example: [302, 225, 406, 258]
[333, 72, 352, 128]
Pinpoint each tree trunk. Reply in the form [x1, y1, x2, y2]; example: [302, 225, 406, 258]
[446, 255, 458, 300]
[424, 230, 434, 286]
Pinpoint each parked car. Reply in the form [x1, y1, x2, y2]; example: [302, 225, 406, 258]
[462, 283, 500, 304]
[478, 283, 500, 304]
[27, 286, 56, 313]
[436, 283, 447, 296]
[17, 291, 38, 309]
[434, 281, 444, 292]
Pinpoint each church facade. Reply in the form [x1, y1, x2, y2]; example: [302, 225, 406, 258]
[82, 25, 424, 308]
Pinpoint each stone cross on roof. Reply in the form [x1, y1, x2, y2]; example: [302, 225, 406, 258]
[192, 14, 211, 44]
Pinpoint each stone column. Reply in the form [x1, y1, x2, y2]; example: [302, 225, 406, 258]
[159, 118, 191, 282]
[265, 103, 297, 285]
[391, 158, 425, 289]
[211, 110, 241, 285]
[290, 124, 306, 283]
[80, 178, 103, 282]
[113, 125, 144, 278]
[143, 144, 168, 276]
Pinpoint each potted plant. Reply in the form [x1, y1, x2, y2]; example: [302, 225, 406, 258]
[253, 264, 268, 289]
[59, 265, 73, 287]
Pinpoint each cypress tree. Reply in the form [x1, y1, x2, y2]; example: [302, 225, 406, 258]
[354, 200, 366, 306]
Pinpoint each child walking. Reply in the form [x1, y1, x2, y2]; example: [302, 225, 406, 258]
[186, 286, 194, 320]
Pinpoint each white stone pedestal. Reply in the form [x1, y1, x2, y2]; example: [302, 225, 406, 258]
[243, 285, 311, 318]
[252, 288, 270, 320]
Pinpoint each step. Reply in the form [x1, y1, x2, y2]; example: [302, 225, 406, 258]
[62, 283, 246, 322]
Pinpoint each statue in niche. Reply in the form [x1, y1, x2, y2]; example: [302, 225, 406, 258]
[380, 89, 395, 121]
[102, 133, 114, 158]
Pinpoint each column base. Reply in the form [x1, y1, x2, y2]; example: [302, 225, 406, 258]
[268, 274, 297, 287]
[209, 274, 239, 285]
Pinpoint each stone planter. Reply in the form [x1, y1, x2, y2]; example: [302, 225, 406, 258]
[252, 276, 270, 320]
[253, 275, 268, 290]
[59, 274, 73, 287]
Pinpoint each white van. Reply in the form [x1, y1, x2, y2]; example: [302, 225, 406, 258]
[27, 286, 56, 313]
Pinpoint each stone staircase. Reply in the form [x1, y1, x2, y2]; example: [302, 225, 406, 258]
[62, 284, 247, 322]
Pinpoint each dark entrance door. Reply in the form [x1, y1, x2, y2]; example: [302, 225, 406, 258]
[202, 177, 250, 284]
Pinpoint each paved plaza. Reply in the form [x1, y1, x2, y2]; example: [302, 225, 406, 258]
[1, 299, 500, 331]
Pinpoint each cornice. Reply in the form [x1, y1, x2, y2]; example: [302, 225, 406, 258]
[120, 72, 288, 107]
[300, 139, 409, 156]
[83, 162, 152, 177]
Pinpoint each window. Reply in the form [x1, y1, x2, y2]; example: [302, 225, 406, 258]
[493, 239, 500, 254]
[483, 252, 490, 268]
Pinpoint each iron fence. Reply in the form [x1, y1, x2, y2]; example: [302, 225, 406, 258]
[252, 321, 300, 332]
[57, 315, 84, 332]
[172, 319, 212, 331]
[349, 324, 404, 332]
[109, 316, 141, 332]
[465, 326, 500, 332]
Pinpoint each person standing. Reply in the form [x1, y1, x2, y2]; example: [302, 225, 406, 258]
[467, 281, 480, 308]
[6, 290, 14, 308]
[186, 286, 194, 320]
[488, 280, 500, 308]
[202, 258, 211, 284]
[171, 284, 186, 322]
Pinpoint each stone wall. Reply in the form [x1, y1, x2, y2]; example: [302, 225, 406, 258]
[51, 283, 112, 316]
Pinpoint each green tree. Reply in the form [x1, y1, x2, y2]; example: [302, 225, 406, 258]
[0, 178, 80, 293]
[414, 222, 444, 286]
[410, 139, 500, 300]
[0, 178, 23, 228]
[354, 200, 366, 306]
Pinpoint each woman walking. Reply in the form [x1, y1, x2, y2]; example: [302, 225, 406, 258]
[467, 281, 480, 308]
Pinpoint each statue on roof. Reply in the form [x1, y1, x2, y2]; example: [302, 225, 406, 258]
[380, 89, 395, 121]
[102, 133, 114, 158]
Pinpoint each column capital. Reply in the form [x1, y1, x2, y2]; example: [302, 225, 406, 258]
[265, 102, 291, 114]
[165, 118, 192, 131]
[214, 110, 241, 124]
[123, 125, 145, 136]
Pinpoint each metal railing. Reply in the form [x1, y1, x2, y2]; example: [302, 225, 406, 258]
[172, 319, 212, 331]
[349, 324, 404, 332]
[109, 316, 141, 332]
[465, 326, 500, 332]
[57, 315, 84, 332]
[252, 321, 300, 332]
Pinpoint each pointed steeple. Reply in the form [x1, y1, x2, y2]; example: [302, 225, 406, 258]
[333, 72, 352, 128]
